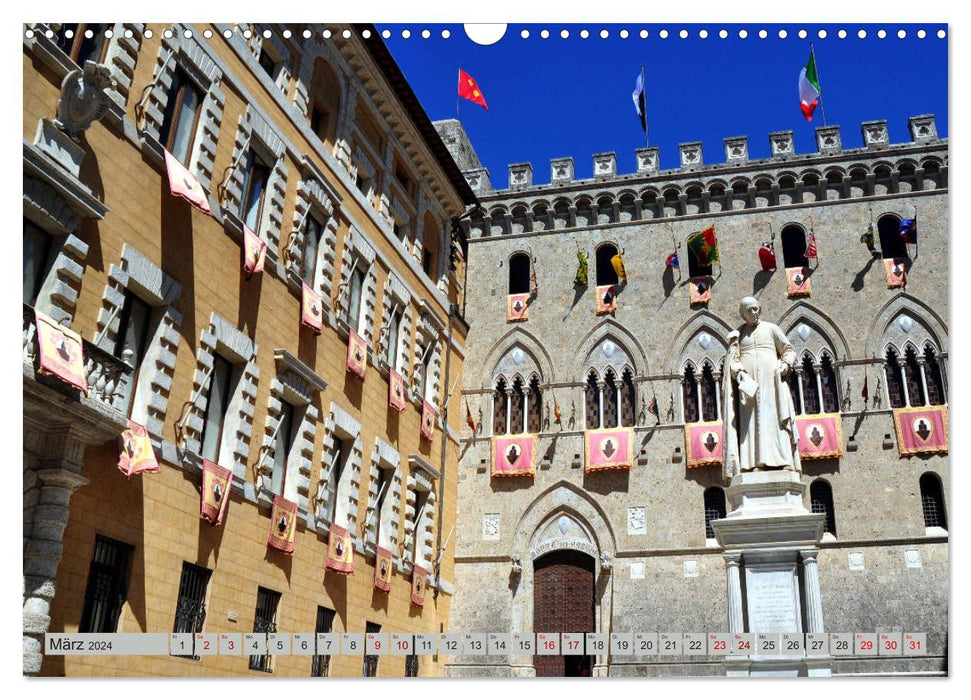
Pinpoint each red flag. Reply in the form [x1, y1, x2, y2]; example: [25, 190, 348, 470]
[466, 398, 477, 436]
[758, 242, 776, 271]
[458, 69, 488, 110]
[806, 232, 819, 260]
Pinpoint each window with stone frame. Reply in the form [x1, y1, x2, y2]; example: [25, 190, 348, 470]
[687, 240, 712, 277]
[200, 353, 239, 464]
[527, 376, 543, 433]
[819, 354, 840, 413]
[93, 244, 182, 435]
[353, 143, 379, 205]
[509, 253, 531, 295]
[413, 309, 444, 408]
[421, 214, 442, 284]
[269, 400, 296, 497]
[903, 347, 926, 406]
[810, 480, 837, 537]
[364, 438, 403, 555]
[311, 606, 337, 677]
[301, 55, 342, 150]
[923, 346, 947, 405]
[138, 28, 225, 194]
[283, 174, 338, 302]
[158, 66, 203, 166]
[249, 586, 281, 673]
[800, 355, 822, 414]
[240, 149, 272, 233]
[346, 266, 368, 334]
[683, 365, 700, 424]
[315, 403, 364, 536]
[602, 371, 619, 428]
[244, 24, 293, 95]
[336, 229, 379, 343]
[919, 472, 947, 530]
[703, 487, 727, 540]
[620, 369, 636, 427]
[508, 377, 526, 434]
[585, 371, 601, 429]
[878, 213, 907, 260]
[885, 347, 906, 409]
[172, 562, 212, 659]
[699, 363, 718, 422]
[404, 458, 437, 572]
[55, 23, 110, 67]
[78, 535, 134, 634]
[23, 218, 53, 306]
[781, 224, 809, 268]
[494, 377, 509, 435]
[378, 274, 413, 375]
[595, 243, 620, 286]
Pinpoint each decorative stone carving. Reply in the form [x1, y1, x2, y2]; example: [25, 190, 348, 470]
[698, 333, 711, 350]
[848, 551, 865, 571]
[550, 157, 574, 185]
[635, 146, 659, 174]
[815, 125, 842, 154]
[508, 162, 533, 190]
[724, 136, 749, 163]
[55, 62, 115, 139]
[904, 549, 922, 568]
[511, 555, 523, 573]
[908, 114, 938, 143]
[627, 506, 646, 535]
[593, 152, 617, 179]
[769, 130, 795, 157]
[797, 324, 811, 342]
[862, 119, 889, 149]
[483, 513, 500, 541]
[684, 559, 699, 578]
[679, 142, 703, 169]
[898, 315, 913, 333]
[600, 552, 612, 571]
[629, 561, 645, 579]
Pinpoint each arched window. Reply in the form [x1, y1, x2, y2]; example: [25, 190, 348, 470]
[309, 58, 341, 150]
[509, 377, 526, 434]
[683, 365, 700, 423]
[703, 487, 727, 539]
[878, 214, 907, 259]
[620, 369, 636, 427]
[903, 347, 925, 407]
[596, 244, 619, 286]
[819, 354, 840, 413]
[700, 363, 718, 422]
[687, 240, 712, 278]
[800, 355, 821, 415]
[885, 348, 906, 408]
[493, 377, 508, 435]
[509, 253, 531, 295]
[919, 473, 947, 529]
[585, 371, 600, 430]
[810, 480, 837, 537]
[527, 376, 542, 433]
[781, 224, 809, 268]
[924, 346, 946, 405]
[602, 370, 619, 428]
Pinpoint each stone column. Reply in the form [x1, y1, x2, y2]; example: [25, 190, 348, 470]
[596, 380, 605, 428]
[917, 358, 929, 404]
[800, 549, 825, 633]
[724, 552, 744, 633]
[898, 359, 911, 407]
[23, 444, 89, 675]
[713, 372, 722, 420]
[795, 367, 806, 414]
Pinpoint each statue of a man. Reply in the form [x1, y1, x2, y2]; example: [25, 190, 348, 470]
[722, 296, 801, 478]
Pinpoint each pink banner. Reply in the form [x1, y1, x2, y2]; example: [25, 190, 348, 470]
[164, 149, 211, 214]
[595, 285, 617, 315]
[346, 328, 367, 379]
[301, 281, 323, 334]
[885, 258, 907, 288]
[492, 434, 537, 477]
[689, 277, 712, 305]
[786, 267, 812, 297]
[389, 369, 407, 412]
[326, 523, 355, 573]
[796, 413, 843, 460]
[684, 421, 724, 468]
[374, 546, 393, 592]
[35, 311, 87, 393]
[117, 420, 160, 478]
[201, 459, 232, 526]
[242, 224, 267, 275]
[267, 495, 297, 554]
[894, 406, 948, 456]
[584, 427, 634, 472]
[507, 293, 530, 322]
[411, 565, 427, 607]
[421, 400, 437, 441]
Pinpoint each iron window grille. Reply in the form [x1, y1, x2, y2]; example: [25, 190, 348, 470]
[172, 562, 212, 658]
[920, 473, 947, 529]
[703, 488, 727, 539]
[363, 621, 381, 677]
[405, 653, 419, 677]
[249, 587, 281, 672]
[810, 481, 838, 537]
[78, 535, 134, 633]
[311, 606, 336, 677]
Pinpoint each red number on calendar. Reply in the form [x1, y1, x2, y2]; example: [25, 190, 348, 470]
[569, 640, 579, 650]
[228, 641, 234, 650]
[374, 640, 381, 650]
[738, 641, 750, 650]
[909, 640, 921, 650]
[885, 640, 898, 650]
[544, 640, 555, 650]
[714, 641, 727, 650]
[203, 640, 210, 650]
[861, 640, 873, 650]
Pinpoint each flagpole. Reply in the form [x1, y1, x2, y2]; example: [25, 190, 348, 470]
[456, 66, 461, 120]
[642, 65, 649, 148]
[810, 43, 827, 127]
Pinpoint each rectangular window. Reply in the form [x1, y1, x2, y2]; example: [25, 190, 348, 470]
[23, 219, 52, 305]
[363, 621, 381, 677]
[240, 151, 271, 232]
[301, 215, 323, 284]
[394, 161, 415, 199]
[311, 606, 336, 677]
[372, 467, 391, 548]
[172, 562, 212, 658]
[411, 490, 430, 565]
[270, 400, 296, 496]
[311, 105, 331, 144]
[78, 535, 134, 633]
[249, 587, 281, 672]
[386, 309, 403, 370]
[327, 437, 347, 524]
[114, 291, 155, 416]
[200, 354, 236, 462]
[347, 266, 366, 333]
[158, 68, 203, 166]
[56, 23, 108, 66]
[422, 249, 434, 276]
[421, 348, 435, 402]
[258, 49, 278, 79]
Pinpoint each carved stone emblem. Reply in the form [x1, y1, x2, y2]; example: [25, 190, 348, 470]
[898, 315, 913, 333]
[55, 61, 115, 139]
[698, 333, 711, 350]
[797, 324, 811, 342]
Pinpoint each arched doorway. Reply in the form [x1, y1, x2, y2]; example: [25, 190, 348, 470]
[533, 550, 595, 677]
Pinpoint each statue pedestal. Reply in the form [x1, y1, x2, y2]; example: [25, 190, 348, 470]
[711, 470, 830, 677]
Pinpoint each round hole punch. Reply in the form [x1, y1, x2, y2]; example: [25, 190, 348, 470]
[858, 29, 867, 38]
[465, 24, 508, 45]
[520, 29, 529, 39]
[779, 29, 788, 38]
[441, 29, 451, 39]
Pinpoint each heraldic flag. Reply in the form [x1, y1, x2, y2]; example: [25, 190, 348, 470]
[201, 459, 232, 526]
[687, 225, 719, 266]
[574, 251, 589, 286]
[117, 420, 160, 478]
[374, 546, 393, 592]
[267, 495, 297, 554]
[458, 69, 488, 110]
[759, 242, 776, 271]
[326, 523, 355, 573]
[164, 149, 212, 214]
[798, 50, 821, 121]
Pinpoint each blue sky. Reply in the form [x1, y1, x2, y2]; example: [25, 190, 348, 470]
[380, 24, 948, 189]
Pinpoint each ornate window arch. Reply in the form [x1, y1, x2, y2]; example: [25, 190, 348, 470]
[787, 350, 839, 415]
[682, 359, 723, 423]
[582, 337, 636, 429]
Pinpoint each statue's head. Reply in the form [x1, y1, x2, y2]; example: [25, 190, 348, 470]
[739, 296, 761, 325]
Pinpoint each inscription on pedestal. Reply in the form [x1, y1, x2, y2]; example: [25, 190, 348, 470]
[745, 566, 802, 633]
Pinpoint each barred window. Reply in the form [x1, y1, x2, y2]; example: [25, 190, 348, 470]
[363, 621, 381, 677]
[810, 480, 837, 536]
[620, 368, 636, 427]
[819, 355, 840, 413]
[919, 473, 947, 530]
[405, 653, 419, 677]
[79, 535, 134, 633]
[585, 371, 600, 429]
[249, 587, 281, 672]
[527, 376, 542, 434]
[172, 562, 212, 658]
[311, 606, 336, 677]
[703, 488, 726, 540]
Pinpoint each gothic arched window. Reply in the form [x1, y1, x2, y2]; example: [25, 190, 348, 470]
[884, 348, 906, 408]
[919, 472, 947, 529]
[509, 377, 526, 434]
[924, 346, 946, 405]
[683, 365, 700, 424]
[493, 377, 508, 435]
[585, 371, 600, 429]
[810, 479, 837, 537]
[527, 376, 542, 433]
[620, 369, 636, 427]
[903, 347, 925, 407]
[700, 363, 718, 422]
[800, 355, 821, 415]
[819, 354, 840, 413]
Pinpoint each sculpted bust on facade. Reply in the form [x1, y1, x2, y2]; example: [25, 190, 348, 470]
[722, 296, 802, 478]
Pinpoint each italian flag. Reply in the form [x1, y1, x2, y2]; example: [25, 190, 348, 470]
[798, 51, 821, 121]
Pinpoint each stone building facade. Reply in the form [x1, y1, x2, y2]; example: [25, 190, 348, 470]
[441, 116, 948, 676]
[23, 23, 476, 676]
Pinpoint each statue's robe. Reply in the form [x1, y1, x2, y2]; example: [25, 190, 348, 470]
[722, 320, 802, 478]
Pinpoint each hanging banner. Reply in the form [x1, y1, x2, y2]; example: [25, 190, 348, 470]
[346, 328, 367, 379]
[506, 293, 530, 322]
[267, 495, 297, 554]
[326, 523, 355, 573]
[884, 258, 907, 288]
[893, 405, 948, 457]
[411, 565, 427, 607]
[35, 310, 87, 393]
[688, 277, 712, 305]
[164, 149, 212, 214]
[389, 369, 408, 412]
[796, 413, 843, 460]
[242, 224, 267, 275]
[786, 267, 812, 297]
[584, 427, 634, 472]
[374, 546, 394, 592]
[301, 281, 324, 334]
[117, 420, 160, 478]
[421, 400, 437, 441]
[684, 421, 724, 468]
[491, 433, 538, 477]
[595, 285, 617, 315]
[201, 459, 232, 526]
